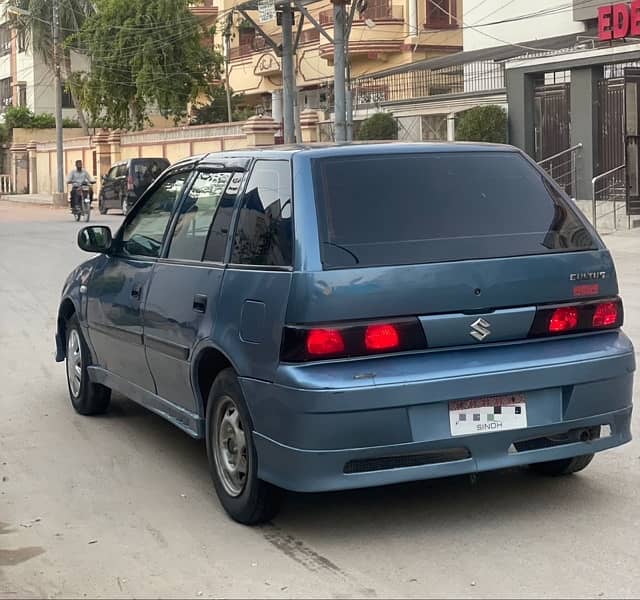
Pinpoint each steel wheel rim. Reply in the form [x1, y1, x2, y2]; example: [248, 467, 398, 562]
[213, 397, 248, 497]
[66, 329, 82, 398]
[122, 198, 128, 214]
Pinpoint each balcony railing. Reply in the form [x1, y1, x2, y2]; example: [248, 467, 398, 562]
[188, 0, 214, 7]
[353, 60, 505, 106]
[320, 0, 400, 24]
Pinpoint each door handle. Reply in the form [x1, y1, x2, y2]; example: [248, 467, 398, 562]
[193, 294, 208, 313]
[131, 284, 143, 299]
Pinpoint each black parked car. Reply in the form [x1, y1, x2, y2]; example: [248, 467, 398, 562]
[98, 157, 170, 215]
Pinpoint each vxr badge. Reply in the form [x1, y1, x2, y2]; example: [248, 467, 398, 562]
[470, 318, 491, 341]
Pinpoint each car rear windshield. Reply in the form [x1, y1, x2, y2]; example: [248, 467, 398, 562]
[312, 151, 597, 269]
[131, 159, 169, 180]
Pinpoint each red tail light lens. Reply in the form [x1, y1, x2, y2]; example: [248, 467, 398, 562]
[281, 318, 427, 362]
[365, 324, 400, 351]
[549, 307, 579, 333]
[529, 297, 623, 338]
[306, 329, 345, 356]
[127, 175, 134, 191]
[593, 302, 619, 328]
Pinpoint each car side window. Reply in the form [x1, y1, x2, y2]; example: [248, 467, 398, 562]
[107, 166, 118, 179]
[230, 160, 292, 267]
[116, 164, 127, 178]
[120, 172, 189, 258]
[167, 171, 232, 261]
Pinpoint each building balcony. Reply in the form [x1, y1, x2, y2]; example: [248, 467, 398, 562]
[189, 0, 218, 20]
[318, 1, 405, 62]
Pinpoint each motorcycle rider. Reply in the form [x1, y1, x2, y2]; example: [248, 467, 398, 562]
[66, 160, 95, 212]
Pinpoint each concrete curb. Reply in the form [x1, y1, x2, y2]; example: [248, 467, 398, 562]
[1, 194, 54, 206]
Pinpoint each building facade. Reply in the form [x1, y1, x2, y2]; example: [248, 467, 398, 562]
[209, 0, 462, 124]
[0, 1, 91, 121]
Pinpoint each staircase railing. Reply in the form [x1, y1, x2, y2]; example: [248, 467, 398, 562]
[592, 165, 626, 231]
[537, 143, 582, 198]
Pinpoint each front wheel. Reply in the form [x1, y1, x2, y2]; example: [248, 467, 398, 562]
[73, 212, 80, 222]
[99, 198, 108, 215]
[83, 206, 90, 222]
[205, 368, 282, 525]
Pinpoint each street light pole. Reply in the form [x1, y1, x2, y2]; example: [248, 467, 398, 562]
[333, 0, 347, 142]
[52, 0, 64, 197]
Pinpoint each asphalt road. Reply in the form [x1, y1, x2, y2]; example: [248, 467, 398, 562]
[1, 200, 639, 599]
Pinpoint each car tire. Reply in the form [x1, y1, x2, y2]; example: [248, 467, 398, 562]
[528, 454, 594, 476]
[99, 198, 108, 215]
[205, 368, 282, 525]
[65, 315, 111, 416]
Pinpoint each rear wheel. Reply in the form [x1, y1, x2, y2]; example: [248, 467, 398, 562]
[99, 197, 108, 215]
[528, 454, 594, 476]
[65, 316, 111, 415]
[121, 195, 130, 215]
[205, 368, 282, 525]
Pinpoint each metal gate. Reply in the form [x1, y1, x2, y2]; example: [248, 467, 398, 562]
[625, 68, 640, 215]
[597, 77, 625, 175]
[534, 83, 571, 162]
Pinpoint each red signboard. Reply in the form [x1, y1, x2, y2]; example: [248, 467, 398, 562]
[599, 1, 640, 40]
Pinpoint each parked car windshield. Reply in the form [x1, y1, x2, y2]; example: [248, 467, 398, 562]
[312, 151, 598, 269]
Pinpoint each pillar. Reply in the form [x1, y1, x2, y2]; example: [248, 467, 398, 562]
[27, 140, 37, 194]
[10, 143, 28, 195]
[570, 66, 603, 201]
[446, 112, 456, 141]
[94, 129, 112, 195]
[505, 68, 537, 158]
[108, 130, 121, 165]
[300, 109, 320, 143]
[242, 115, 279, 147]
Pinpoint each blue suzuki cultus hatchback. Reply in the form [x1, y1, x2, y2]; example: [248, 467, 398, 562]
[56, 143, 635, 524]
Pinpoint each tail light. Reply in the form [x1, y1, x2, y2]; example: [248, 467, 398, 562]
[530, 297, 623, 338]
[281, 319, 426, 362]
[127, 175, 134, 191]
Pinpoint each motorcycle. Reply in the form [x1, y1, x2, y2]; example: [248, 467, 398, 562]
[70, 183, 92, 222]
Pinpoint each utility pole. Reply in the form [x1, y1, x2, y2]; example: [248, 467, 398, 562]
[333, 0, 347, 142]
[345, 0, 359, 141]
[52, 0, 64, 197]
[280, 3, 296, 143]
[223, 14, 234, 124]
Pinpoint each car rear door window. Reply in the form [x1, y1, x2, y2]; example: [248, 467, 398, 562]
[168, 171, 233, 262]
[312, 152, 597, 269]
[230, 160, 292, 267]
[120, 173, 189, 258]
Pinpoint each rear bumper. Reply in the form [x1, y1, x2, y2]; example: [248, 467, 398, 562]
[240, 332, 635, 492]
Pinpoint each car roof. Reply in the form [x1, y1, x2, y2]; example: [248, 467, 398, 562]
[188, 141, 519, 166]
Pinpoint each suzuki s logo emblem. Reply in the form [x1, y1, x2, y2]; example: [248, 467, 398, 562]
[470, 318, 491, 341]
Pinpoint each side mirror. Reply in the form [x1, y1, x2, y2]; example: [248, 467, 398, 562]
[78, 226, 112, 254]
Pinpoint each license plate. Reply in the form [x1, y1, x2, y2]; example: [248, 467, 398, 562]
[449, 394, 527, 437]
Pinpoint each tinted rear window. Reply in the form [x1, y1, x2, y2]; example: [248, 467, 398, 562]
[131, 159, 169, 180]
[312, 152, 597, 269]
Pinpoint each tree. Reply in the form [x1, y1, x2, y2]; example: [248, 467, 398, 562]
[357, 112, 398, 141]
[190, 86, 254, 125]
[455, 105, 508, 144]
[74, 0, 223, 131]
[6, 0, 94, 134]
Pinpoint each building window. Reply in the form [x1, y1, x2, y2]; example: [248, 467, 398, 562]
[426, 0, 457, 29]
[61, 84, 74, 109]
[18, 83, 26, 107]
[0, 77, 12, 108]
[17, 29, 27, 53]
[0, 26, 11, 57]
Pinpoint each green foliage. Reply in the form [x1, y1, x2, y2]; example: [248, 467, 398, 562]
[191, 86, 254, 125]
[4, 106, 34, 129]
[74, 0, 224, 131]
[455, 105, 507, 144]
[357, 112, 398, 141]
[3, 106, 79, 129]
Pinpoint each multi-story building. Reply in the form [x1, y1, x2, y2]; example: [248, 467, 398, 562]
[214, 0, 462, 122]
[0, 1, 90, 120]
